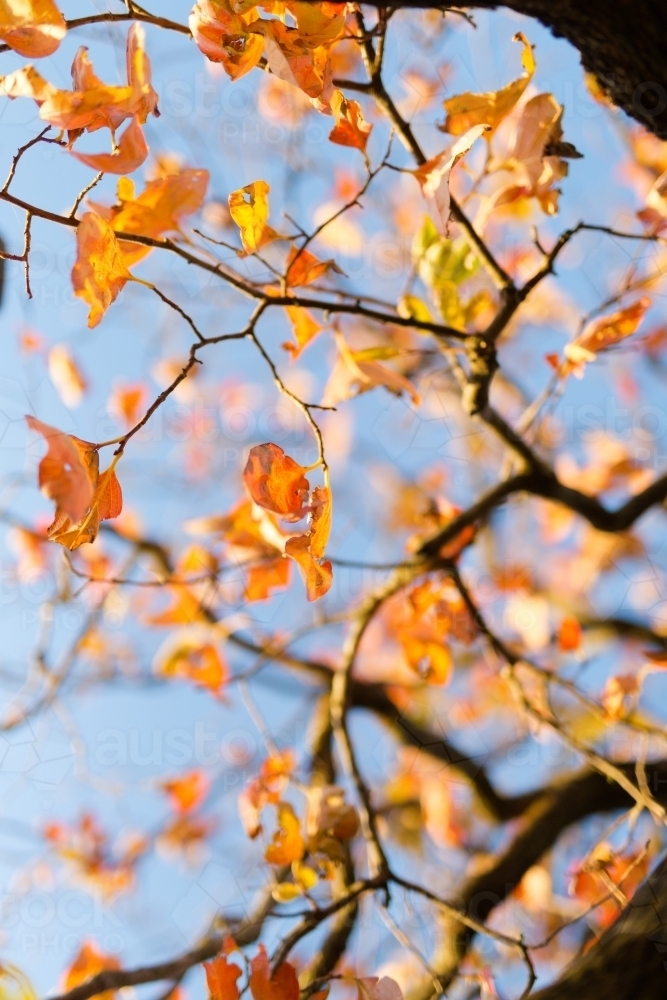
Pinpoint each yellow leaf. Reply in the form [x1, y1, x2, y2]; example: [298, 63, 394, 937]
[71, 212, 133, 328]
[265, 802, 305, 865]
[229, 180, 271, 253]
[0, 0, 66, 58]
[442, 32, 535, 135]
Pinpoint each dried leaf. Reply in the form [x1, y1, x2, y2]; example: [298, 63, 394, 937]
[441, 32, 535, 135]
[285, 246, 342, 287]
[251, 19, 331, 99]
[160, 770, 209, 814]
[205, 954, 242, 1000]
[243, 443, 310, 520]
[0, 0, 66, 59]
[70, 114, 148, 175]
[329, 89, 372, 153]
[26, 416, 96, 522]
[229, 179, 275, 253]
[48, 345, 87, 408]
[412, 124, 490, 233]
[190, 0, 264, 81]
[565, 298, 651, 370]
[153, 626, 228, 695]
[264, 801, 305, 865]
[72, 212, 133, 328]
[65, 941, 120, 999]
[285, 533, 333, 602]
[283, 305, 322, 357]
[249, 944, 299, 1000]
[46, 464, 123, 550]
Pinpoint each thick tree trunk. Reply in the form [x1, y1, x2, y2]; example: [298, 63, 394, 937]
[531, 854, 667, 1000]
[372, 2, 667, 138]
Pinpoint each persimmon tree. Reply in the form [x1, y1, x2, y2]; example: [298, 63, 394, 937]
[2, 3, 667, 1000]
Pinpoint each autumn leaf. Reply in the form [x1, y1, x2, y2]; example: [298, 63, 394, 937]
[38, 25, 158, 137]
[329, 89, 373, 153]
[322, 332, 420, 407]
[243, 443, 311, 520]
[70, 114, 149, 175]
[238, 749, 295, 839]
[282, 304, 322, 357]
[356, 978, 404, 1000]
[441, 32, 535, 135]
[72, 212, 133, 328]
[26, 416, 96, 523]
[229, 180, 282, 254]
[287, 2, 346, 48]
[245, 556, 291, 602]
[285, 533, 333, 602]
[48, 345, 87, 409]
[411, 124, 490, 233]
[65, 940, 120, 999]
[190, 0, 265, 81]
[153, 625, 228, 695]
[108, 380, 147, 427]
[264, 801, 305, 865]
[0, 0, 66, 59]
[47, 463, 123, 551]
[205, 954, 242, 1000]
[103, 168, 209, 264]
[557, 616, 582, 651]
[286, 246, 343, 287]
[306, 785, 359, 841]
[564, 298, 651, 371]
[249, 944, 299, 1000]
[160, 770, 209, 814]
[250, 19, 331, 99]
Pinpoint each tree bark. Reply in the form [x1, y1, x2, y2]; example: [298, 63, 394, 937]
[371, 2, 667, 138]
[531, 854, 667, 1000]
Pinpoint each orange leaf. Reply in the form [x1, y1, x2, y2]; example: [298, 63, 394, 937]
[309, 485, 332, 560]
[190, 0, 264, 81]
[264, 802, 305, 866]
[71, 114, 148, 175]
[441, 32, 535, 135]
[250, 19, 330, 99]
[26, 416, 96, 522]
[205, 954, 242, 1000]
[46, 464, 123, 551]
[97, 168, 209, 266]
[245, 556, 291, 602]
[153, 626, 229, 696]
[411, 124, 490, 233]
[160, 770, 209, 814]
[285, 246, 342, 287]
[285, 533, 333, 602]
[239, 750, 295, 838]
[249, 944, 299, 1000]
[329, 90, 372, 153]
[557, 616, 582, 651]
[147, 586, 206, 626]
[48, 344, 87, 408]
[108, 380, 147, 427]
[565, 298, 651, 368]
[0, 0, 66, 59]
[243, 443, 310, 520]
[38, 25, 158, 136]
[283, 305, 322, 357]
[65, 940, 120, 999]
[72, 212, 133, 328]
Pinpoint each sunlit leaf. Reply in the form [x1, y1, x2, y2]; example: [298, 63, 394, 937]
[264, 802, 305, 865]
[243, 443, 311, 520]
[0, 0, 66, 58]
[70, 114, 149, 175]
[329, 89, 372, 153]
[249, 944, 299, 1000]
[205, 953, 242, 1000]
[71, 212, 133, 328]
[190, 0, 264, 81]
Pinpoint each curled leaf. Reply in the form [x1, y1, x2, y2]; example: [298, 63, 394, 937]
[412, 124, 490, 233]
[0, 0, 66, 59]
[243, 443, 310, 520]
[26, 416, 96, 523]
[190, 0, 264, 81]
[285, 533, 333, 602]
[72, 212, 133, 328]
[46, 464, 123, 551]
[329, 89, 372, 153]
[205, 954, 242, 1000]
[229, 179, 280, 254]
[249, 944, 299, 1000]
[264, 802, 305, 865]
[70, 114, 148, 175]
[441, 32, 535, 135]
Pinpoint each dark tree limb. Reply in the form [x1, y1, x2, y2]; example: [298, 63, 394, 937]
[368, 1, 667, 138]
[531, 853, 667, 1000]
